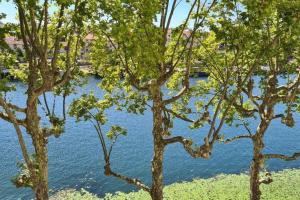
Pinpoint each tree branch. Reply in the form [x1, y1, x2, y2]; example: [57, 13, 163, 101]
[163, 136, 211, 158]
[163, 107, 194, 123]
[224, 134, 253, 144]
[6, 102, 26, 113]
[0, 112, 27, 127]
[0, 97, 34, 180]
[104, 163, 151, 193]
[264, 152, 300, 161]
[162, 86, 188, 105]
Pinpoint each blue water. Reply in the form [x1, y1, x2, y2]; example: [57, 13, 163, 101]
[0, 77, 299, 200]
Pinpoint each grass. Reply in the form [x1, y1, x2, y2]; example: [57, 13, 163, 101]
[50, 169, 300, 200]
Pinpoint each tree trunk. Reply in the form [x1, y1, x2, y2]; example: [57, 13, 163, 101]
[151, 137, 164, 200]
[34, 136, 49, 200]
[151, 134, 164, 200]
[27, 92, 49, 200]
[250, 120, 269, 200]
[250, 140, 263, 200]
[150, 84, 164, 200]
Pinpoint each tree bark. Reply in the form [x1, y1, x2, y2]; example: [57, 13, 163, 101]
[34, 135, 49, 200]
[150, 84, 165, 200]
[250, 139, 263, 200]
[27, 85, 49, 199]
[151, 135, 164, 200]
[250, 120, 269, 200]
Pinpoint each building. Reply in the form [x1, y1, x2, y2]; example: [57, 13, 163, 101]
[3, 29, 194, 62]
[4, 34, 96, 60]
[4, 36, 24, 52]
[166, 28, 192, 43]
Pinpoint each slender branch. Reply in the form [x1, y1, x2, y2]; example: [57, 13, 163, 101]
[207, 96, 223, 139]
[158, 0, 198, 84]
[264, 152, 300, 161]
[62, 94, 66, 120]
[15, 0, 36, 54]
[224, 134, 253, 144]
[272, 114, 284, 120]
[43, 92, 51, 116]
[43, 0, 49, 51]
[56, 0, 80, 90]
[88, 112, 109, 162]
[162, 0, 202, 104]
[242, 120, 252, 135]
[0, 97, 33, 179]
[171, 0, 216, 71]
[107, 133, 121, 159]
[169, 0, 203, 67]
[50, 4, 66, 71]
[87, 114, 151, 193]
[163, 0, 177, 47]
[16, 0, 32, 61]
[163, 107, 194, 123]
[160, 0, 168, 30]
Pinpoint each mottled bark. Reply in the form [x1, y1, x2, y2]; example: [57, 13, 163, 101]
[151, 136, 164, 200]
[27, 67, 49, 199]
[250, 140, 263, 200]
[250, 120, 269, 200]
[35, 150, 49, 200]
[33, 133, 49, 200]
[150, 84, 165, 200]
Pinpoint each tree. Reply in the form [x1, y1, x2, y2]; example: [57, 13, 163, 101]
[70, 0, 255, 199]
[215, 1, 300, 200]
[0, 0, 86, 199]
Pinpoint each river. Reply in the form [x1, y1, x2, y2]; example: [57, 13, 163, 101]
[0, 76, 299, 199]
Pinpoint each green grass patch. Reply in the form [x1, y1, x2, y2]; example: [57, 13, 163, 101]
[50, 169, 300, 200]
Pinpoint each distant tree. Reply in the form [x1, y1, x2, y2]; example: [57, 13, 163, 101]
[212, 1, 300, 200]
[69, 0, 256, 199]
[0, 0, 87, 199]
